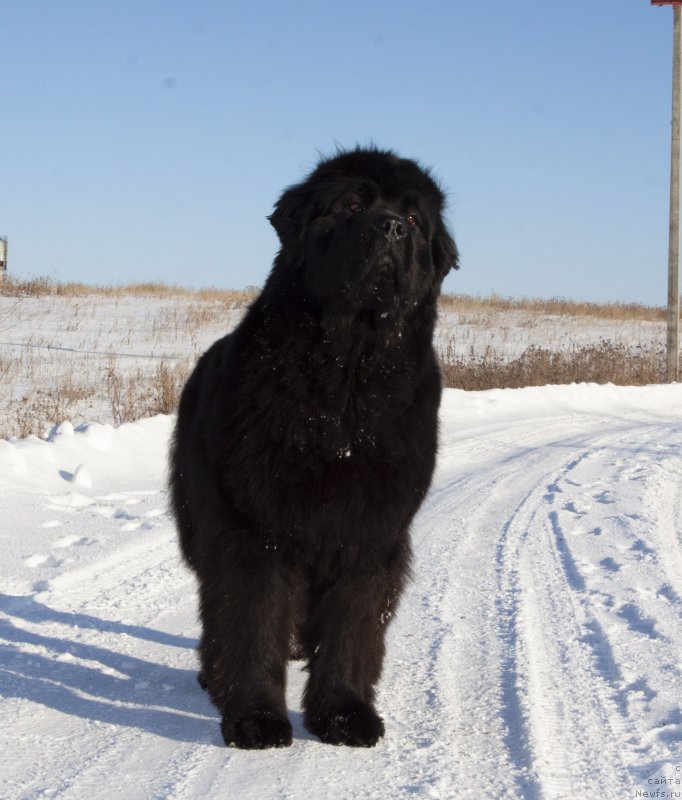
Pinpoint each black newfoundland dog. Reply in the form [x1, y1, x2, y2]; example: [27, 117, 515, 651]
[170, 147, 458, 749]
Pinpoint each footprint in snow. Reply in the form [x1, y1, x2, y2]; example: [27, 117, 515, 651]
[543, 482, 562, 503]
[594, 490, 616, 505]
[120, 520, 154, 532]
[619, 465, 647, 482]
[52, 534, 94, 549]
[630, 539, 656, 558]
[599, 557, 621, 573]
[90, 505, 117, 518]
[617, 602, 659, 639]
[657, 584, 680, 604]
[58, 463, 93, 490]
[24, 553, 62, 569]
[564, 500, 591, 517]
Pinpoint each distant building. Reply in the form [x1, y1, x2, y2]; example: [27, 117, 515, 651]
[0, 237, 6, 282]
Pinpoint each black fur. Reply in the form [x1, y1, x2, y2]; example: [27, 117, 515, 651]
[170, 147, 458, 749]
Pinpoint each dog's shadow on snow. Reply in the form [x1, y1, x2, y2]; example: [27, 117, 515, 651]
[0, 593, 227, 746]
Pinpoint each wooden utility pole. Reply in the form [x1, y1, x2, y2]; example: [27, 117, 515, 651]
[668, 3, 681, 381]
[653, 1, 682, 381]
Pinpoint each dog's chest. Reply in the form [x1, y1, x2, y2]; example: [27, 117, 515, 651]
[222, 333, 437, 547]
[237, 381, 422, 546]
[274, 345, 417, 461]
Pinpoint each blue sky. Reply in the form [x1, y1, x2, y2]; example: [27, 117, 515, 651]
[1, 1, 677, 304]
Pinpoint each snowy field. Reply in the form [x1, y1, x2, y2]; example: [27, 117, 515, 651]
[0, 292, 666, 437]
[2, 379, 682, 799]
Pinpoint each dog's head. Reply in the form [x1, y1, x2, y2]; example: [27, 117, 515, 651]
[269, 148, 458, 321]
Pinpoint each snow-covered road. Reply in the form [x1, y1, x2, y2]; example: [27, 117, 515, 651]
[2, 384, 682, 799]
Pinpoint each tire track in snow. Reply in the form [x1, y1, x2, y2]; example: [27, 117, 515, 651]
[497, 419, 682, 797]
[502, 449, 631, 799]
[403, 416, 662, 798]
[380, 415, 591, 797]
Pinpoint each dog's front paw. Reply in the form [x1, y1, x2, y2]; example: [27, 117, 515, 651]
[305, 701, 385, 747]
[221, 710, 293, 749]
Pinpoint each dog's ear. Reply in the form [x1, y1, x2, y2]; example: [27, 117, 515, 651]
[432, 218, 459, 278]
[268, 182, 315, 245]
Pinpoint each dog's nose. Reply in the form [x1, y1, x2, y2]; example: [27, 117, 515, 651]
[377, 215, 407, 243]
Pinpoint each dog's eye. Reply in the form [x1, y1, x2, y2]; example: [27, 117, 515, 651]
[406, 213, 419, 227]
[348, 201, 362, 214]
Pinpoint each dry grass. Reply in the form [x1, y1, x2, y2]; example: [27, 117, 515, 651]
[2, 277, 665, 321]
[0, 277, 672, 439]
[9, 367, 96, 439]
[439, 293, 665, 322]
[0, 275, 259, 305]
[0, 279, 251, 438]
[0, 358, 192, 439]
[440, 340, 666, 391]
[105, 359, 191, 426]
